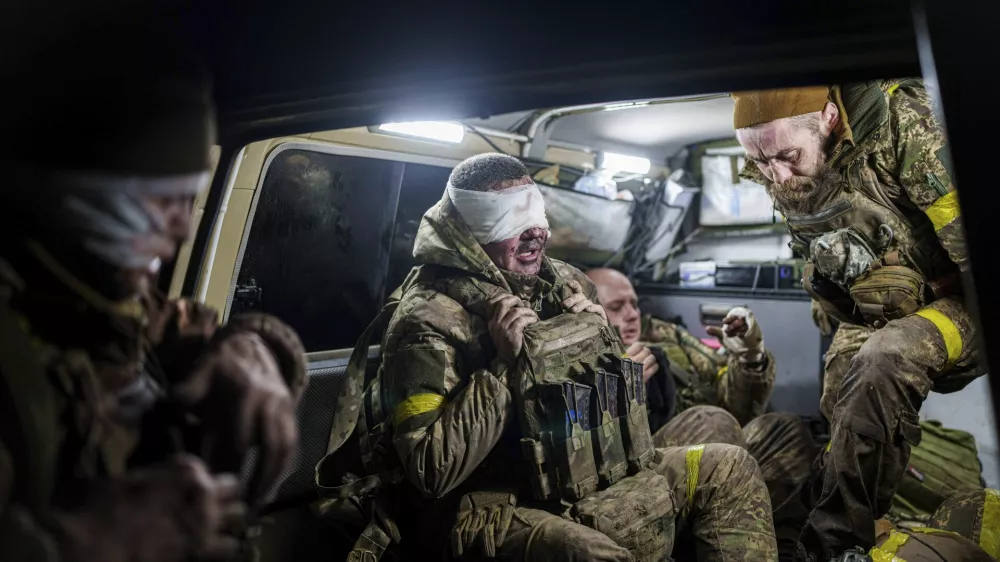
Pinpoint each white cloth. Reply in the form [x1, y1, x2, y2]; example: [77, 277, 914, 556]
[446, 182, 549, 245]
[718, 307, 765, 363]
[21, 170, 210, 270]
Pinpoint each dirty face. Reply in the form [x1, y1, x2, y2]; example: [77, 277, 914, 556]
[483, 226, 548, 276]
[478, 175, 549, 276]
[736, 103, 841, 213]
[587, 268, 641, 345]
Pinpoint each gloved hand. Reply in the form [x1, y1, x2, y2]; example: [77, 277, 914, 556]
[53, 455, 246, 562]
[451, 492, 517, 558]
[172, 329, 298, 506]
[705, 307, 764, 363]
[561, 280, 608, 324]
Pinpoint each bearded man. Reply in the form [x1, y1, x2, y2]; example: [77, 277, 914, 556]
[734, 81, 983, 561]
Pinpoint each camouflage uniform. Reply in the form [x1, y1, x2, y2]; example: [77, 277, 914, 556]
[639, 316, 776, 427]
[868, 526, 994, 561]
[0, 248, 306, 558]
[819, 322, 873, 424]
[381, 192, 778, 560]
[742, 80, 984, 560]
[930, 487, 1000, 559]
[743, 413, 821, 562]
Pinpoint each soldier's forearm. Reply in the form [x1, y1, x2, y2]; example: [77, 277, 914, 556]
[719, 351, 776, 425]
[393, 369, 512, 499]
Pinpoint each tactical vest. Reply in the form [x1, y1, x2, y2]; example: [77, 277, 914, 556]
[315, 265, 671, 561]
[789, 82, 958, 329]
[515, 312, 655, 502]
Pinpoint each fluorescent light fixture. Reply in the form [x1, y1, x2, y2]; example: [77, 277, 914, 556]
[600, 151, 651, 175]
[603, 101, 651, 112]
[377, 121, 465, 143]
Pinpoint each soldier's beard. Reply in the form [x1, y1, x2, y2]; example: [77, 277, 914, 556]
[766, 164, 841, 215]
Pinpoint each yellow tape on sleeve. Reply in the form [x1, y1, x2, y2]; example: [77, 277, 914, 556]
[914, 308, 963, 368]
[869, 529, 910, 562]
[715, 365, 729, 381]
[393, 393, 446, 426]
[683, 444, 706, 517]
[925, 190, 960, 232]
[980, 489, 1000, 559]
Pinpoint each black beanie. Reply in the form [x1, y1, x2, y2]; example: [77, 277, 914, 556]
[4, 22, 216, 176]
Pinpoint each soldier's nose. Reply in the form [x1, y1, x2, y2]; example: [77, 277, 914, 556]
[771, 164, 793, 185]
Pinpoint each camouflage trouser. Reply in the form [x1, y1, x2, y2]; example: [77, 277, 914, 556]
[870, 527, 994, 561]
[930, 487, 1000, 558]
[743, 413, 820, 562]
[496, 442, 778, 561]
[798, 297, 985, 560]
[819, 323, 873, 424]
[652, 405, 747, 449]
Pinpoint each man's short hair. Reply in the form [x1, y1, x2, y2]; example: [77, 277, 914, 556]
[448, 153, 530, 192]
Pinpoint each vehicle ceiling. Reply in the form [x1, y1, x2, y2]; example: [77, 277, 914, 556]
[465, 96, 737, 163]
[153, 1, 918, 142]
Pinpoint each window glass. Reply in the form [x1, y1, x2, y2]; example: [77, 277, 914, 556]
[386, 162, 453, 294]
[231, 148, 404, 352]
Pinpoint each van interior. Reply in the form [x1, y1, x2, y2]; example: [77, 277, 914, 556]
[169, 92, 999, 560]
[84, 1, 996, 559]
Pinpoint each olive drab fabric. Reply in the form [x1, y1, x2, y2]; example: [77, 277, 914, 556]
[653, 405, 747, 450]
[887, 420, 984, 525]
[0, 251, 306, 559]
[930, 487, 1000, 559]
[738, 79, 985, 560]
[741, 412, 821, 562]
[819, 322, 874, 423]
[821, 322, 987, 526]
[357, 190, 778, 560]
[638, 315, 776, 427]
[868, 526, 994, 562]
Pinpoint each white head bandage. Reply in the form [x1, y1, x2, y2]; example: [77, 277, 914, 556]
[16, 170, 209, 271]
[446, 182, 549, 245]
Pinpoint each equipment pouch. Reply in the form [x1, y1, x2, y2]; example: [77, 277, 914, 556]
[602, 354, 655, 473]
[809, 228, 877, 288]
[536, 382, 600, 502]
[849, 264, 926, 327]
[571, 469, 676, 562]
[803, 262, 865, 325]
[581, 366, 629, 488]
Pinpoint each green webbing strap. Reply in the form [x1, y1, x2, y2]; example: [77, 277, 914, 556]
[323, 299, 399, 458]
[0, 299, 59, 509]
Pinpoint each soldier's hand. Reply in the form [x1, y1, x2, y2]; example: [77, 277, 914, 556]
[561, 280, 608, 324]
[626, 342, 660, 382]
[488, 294, 539, 364]
[54, 455, 247, 562]
[173, 331, 298, 506]
[705, 307, 764, 363]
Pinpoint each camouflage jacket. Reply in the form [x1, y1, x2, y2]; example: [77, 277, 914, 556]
[381, 192, 599, 501]
[639, 315, 775, 426]
[0, 245, 304, 559]
[743, 79, 966, 283]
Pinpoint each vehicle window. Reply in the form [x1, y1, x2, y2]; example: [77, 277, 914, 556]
[386, 162, 453, 294]
[231, 148, 404, 352]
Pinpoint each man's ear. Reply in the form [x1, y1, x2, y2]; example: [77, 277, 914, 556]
[819, 101, 840, 136]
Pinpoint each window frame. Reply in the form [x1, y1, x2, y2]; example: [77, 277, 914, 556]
[223, 140, 462, 358]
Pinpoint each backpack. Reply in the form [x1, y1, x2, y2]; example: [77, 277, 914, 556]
[888, 420, 984, 525]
